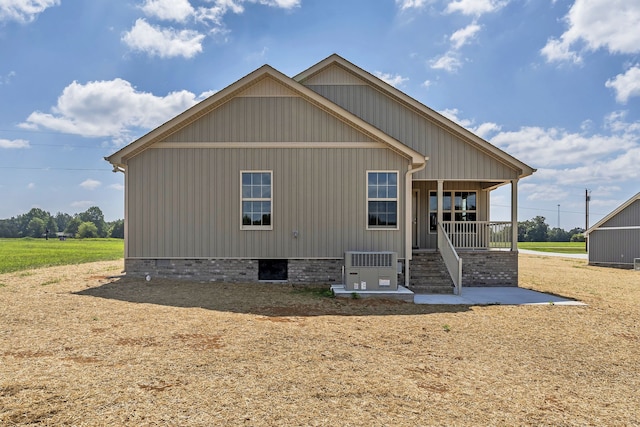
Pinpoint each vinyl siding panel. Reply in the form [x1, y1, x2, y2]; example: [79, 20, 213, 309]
[600, 200, 640, 228]
[126, 147, 407, 259]
[589, 229, 640, 266]
[164, 97, 374, 143]
[306, 84, 519, 181]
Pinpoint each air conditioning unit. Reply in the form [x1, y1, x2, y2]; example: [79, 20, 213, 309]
[344, 251, 398, 291]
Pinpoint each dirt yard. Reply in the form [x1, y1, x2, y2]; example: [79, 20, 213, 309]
[1, 254, 638, 426]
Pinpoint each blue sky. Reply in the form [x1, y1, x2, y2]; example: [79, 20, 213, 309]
[1, 0, 639, 228]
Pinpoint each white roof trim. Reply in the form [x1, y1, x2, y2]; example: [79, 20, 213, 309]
[585, 192, 640, 236]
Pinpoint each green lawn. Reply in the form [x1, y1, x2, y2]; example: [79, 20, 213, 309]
[518, 241, 588, 254]
[0, 238, 124, 274]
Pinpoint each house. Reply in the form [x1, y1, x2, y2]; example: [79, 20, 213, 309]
[585, 192, 640, 269]
[105, 54, 535, 293]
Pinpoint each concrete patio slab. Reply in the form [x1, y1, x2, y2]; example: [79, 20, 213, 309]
[414, 287, 586, 306]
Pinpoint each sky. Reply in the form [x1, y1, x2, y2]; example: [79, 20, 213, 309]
[1, 0, 639, 229]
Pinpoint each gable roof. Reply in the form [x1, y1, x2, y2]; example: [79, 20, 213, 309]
[106, 64, 427, 170]
[586, 192, 640, 236]
[294, 54, 535, 179]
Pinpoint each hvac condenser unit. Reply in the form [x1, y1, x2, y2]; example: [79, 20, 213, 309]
[344, 251, 398, 291]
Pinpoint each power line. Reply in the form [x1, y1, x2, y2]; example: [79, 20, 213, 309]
[493, 203, 606, 217]
[0, 166, 112, 171]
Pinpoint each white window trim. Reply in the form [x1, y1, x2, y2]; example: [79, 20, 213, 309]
[366, 170, 400, 231]
[428, 190, 477, 234]
[240, 170, 273, 231]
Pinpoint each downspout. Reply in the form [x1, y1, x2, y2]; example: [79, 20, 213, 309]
[405, 157, 429, 288]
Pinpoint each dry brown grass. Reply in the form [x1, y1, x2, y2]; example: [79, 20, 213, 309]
[1, 255, 639, 426]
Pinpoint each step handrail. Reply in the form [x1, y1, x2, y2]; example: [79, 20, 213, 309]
[438, 222, 462, 295]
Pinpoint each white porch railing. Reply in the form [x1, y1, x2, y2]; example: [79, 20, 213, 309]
[441, 221, 512, 250]
[438, 223, 462, 295]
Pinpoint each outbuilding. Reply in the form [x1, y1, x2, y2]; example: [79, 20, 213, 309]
[586, 192, 640, 269]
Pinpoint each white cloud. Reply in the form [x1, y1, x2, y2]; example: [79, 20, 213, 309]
[1, 71, 16, 85]
[439, 108, 500, 138]
[541, 0, 640, 63]
[0, 138, 30, 149]
[474, 122, 501, 139]
[27, 182, 35, 189]
[373, 71, 409, 87]
[450, 22, 481, 49]
[109, 183, 125, 191]
[445, 0, 508, 16]
[80, 179, 102, 190]
[252, 0, 300, 8]
[140, 0, 195, 22]
[440, 108, 473, 128]
[605, 65, 640, 104]
[430, 52, 462, 72]
[421, 80, 432, 88]
[20, 78, 210, 145]
[396, 0, 429, 10]
[122, 18, 205, 59]
[490, 126, 637, 168]
[0, 0, 59, 23]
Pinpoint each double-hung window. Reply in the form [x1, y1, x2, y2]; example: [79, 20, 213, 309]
[367, 171, 398, 229]
[241, 171, 272, 230]
[429, 191, 477, 232]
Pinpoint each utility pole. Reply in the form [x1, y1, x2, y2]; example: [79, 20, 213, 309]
[585, 189, 591, 252]
[557, 204, 560, 229]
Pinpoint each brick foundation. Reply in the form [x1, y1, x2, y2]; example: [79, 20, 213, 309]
[460, 251, 518, 287]
[125, 258, 343, 285]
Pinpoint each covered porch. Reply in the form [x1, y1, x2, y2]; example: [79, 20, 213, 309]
[409, 179, 519, 252]
[406, 179, 520, 294]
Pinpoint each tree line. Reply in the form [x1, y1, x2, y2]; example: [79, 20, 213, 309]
[0, 207, 124, 239]
[518, 216, 585, 242]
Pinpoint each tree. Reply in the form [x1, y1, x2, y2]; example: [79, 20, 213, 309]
[46, 217, 58, 235]
[108, 219, 125, 239]
[548, 227, 571, 242]
[518, 216, 549, 242]
[18, 208, 51, 237]
[65, 217, 83, 237]
[77, 221, 98, 238]
[55, 212, 72, 233]
[79, 206, 107, 237]
[0, 218, 20, 238]
[27, 217, 46, 238]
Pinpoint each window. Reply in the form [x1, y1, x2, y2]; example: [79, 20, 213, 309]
[241, 171, 272, 229]
[429, 191, 477, 232]
[367, 171, 398, 229]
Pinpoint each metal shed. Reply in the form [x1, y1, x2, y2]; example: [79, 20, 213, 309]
[586, 192, 640, 269]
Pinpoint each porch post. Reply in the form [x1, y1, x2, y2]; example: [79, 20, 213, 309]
[437, 180, 444, 225]
[511, 179, 518, 251]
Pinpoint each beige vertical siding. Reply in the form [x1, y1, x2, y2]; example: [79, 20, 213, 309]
[305, 83, 520, 181]
[126, 147, 408, 259]
[164, 97, 374, 144]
